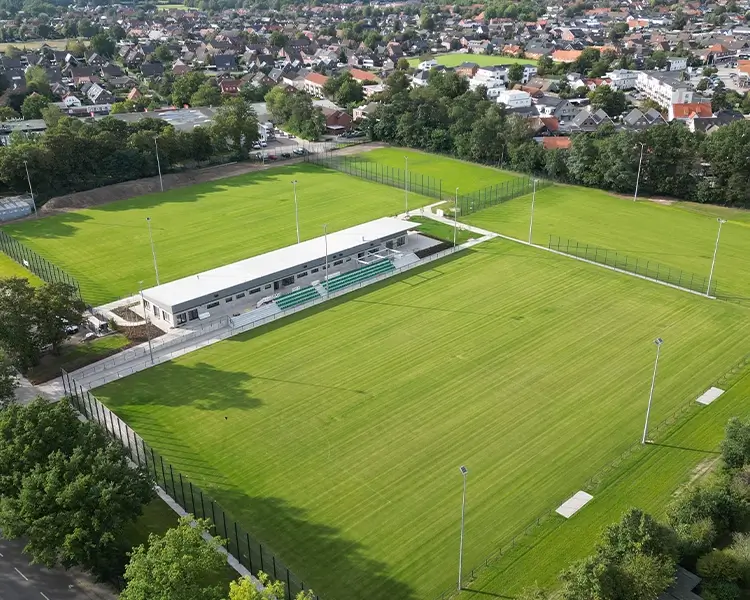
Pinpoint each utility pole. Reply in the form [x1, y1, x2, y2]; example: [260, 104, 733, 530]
[23, 160, 38, 217]
[146, 217, 160, 286]
[139, 283, 154, 365]
[706, 218, 727, 298]
[528, 179, 538, 244]
[633, 142, 645, 202]
[641, 338, 663, 444]
[154, 138, 164, 192]
[453, 187, 459, 247]
[404, 155, 409, 216]
[291, 180, 300, 244]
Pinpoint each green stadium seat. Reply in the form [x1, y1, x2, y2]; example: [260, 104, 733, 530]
[275, 286, 322, 310]
[322, 259, 394, 293]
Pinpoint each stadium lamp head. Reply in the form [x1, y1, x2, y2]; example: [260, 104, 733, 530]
[459, 465, 468, 476]
[718, 218, 727, 224]
[654, 337, 663, 346]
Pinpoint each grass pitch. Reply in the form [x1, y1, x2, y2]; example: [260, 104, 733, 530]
[0, 253, 42, 285]
[358, 148, 521, 194]
[96, 240, 750, 600]
[3, 163, 430, 306]
[464, 184, 750, 300]
[407, 53, 538, 67]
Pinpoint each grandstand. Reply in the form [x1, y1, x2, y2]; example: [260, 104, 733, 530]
[140, 217, 439, 329]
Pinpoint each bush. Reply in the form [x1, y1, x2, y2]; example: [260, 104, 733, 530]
[727, 532, 750, 586]
[668, 482, 749, 536]
[697, 550, 742, 582]
[675, 518, 716, 561]
[721, 417, 750, 470]
[702, 579, 741, 600]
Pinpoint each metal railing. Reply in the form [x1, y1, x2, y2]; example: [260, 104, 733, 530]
[0, 230, 83, 299]
[547, 235, 716, 297]
[61, 370, 318, 600]
[454, 177, 551, 217]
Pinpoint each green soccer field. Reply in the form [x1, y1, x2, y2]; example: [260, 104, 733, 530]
[463, 184, 750, 300]
[407, 53, 538, 67]
[0, 253, 42, 285]
[2, 163, 431, 306]
[357, 148, 522, 196]
[96, 240, 750, 600]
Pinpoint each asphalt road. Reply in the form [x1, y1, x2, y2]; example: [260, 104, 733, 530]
[0, 537, 114, 600]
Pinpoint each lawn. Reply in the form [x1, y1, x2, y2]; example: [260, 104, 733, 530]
[408, 53, 538, 67]
[96, 240, 750, 600]
[27, 334, 130, 384]
[409, 216, 477, 245]
[0, 39, 72, 52]
[0, 252, 42, 285]
[156, 3, 187, 9]
[3, 163, 432, 306]
[356, 148, 523, 197]
[465, 364, 750, 598]
[464, 184, 750, 300]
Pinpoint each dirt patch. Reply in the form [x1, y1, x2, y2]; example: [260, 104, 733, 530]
[607, 191, 676, 205]
[115, 322, 166, 344]
[112, 304, 143, 323]
[37, 142, 386, 215]
[687, 457, 720, 487]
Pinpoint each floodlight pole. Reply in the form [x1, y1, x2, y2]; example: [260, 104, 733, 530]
[641, 338, 663, 445]
[706, 218, 726, 298]
[453, 187, 458, 247]
[146, 217, 160, 286]
[154, 137, 164, 192]
[404, 155, 409, 216]
[139, 283, 154, 365]
[292, 180, 300, 244]
[323, 223, 329, 298]
[458, 465, 468, 591]
[528, 179, 538, 244]
[633, 142, 645, 202]
[23, 160, 38, 218]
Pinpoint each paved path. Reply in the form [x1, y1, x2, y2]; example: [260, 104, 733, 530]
[0, 537, 117, 600]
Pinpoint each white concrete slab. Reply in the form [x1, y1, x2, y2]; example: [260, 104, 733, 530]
[697, 386, 725, 406]
[556, 491, 593, 519]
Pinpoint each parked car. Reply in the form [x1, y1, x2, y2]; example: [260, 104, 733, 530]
[65, 324, 79, 335]
[252, 142, 261, 150]
[260, 140, 268, 147]
[281, 152, 292, 158]
[267, 154, 278, 160]
[293, 148, 306, 156]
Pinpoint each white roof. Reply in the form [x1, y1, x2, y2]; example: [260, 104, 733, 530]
[143, 217, 418, 309]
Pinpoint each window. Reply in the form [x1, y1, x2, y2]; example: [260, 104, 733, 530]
[225, 297, 233, 303]
[188, 309, 199, 321]
[311, 268, 319, 274]
[207, 301, 220, 309]
[368, 247, 379, 254]
[346, 258, 351, 262]
[264, 284, 272, 289]
[162, 310, 170, 322]
[143, 300, 150, 310]
[357, 252, 365, 258]
[177, 313, 187, 325]
[333, 259, 343, 266]
[249, 287, 261, 294]
[397, 236, 406, 246]
[153, 305, 159, 317]
[281, 276, 295, 286]
[297, 271, 308, 279]
[236, 293, 246, 299]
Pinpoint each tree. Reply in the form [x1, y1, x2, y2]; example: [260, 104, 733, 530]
[90, 32, 115, 57]
[120, 516, 227, 600]
[597, 508, 678, 563]
[32, 282, 84, 355]
[154, 45, 172, 63]
[40, 104, 63, 127]
[65, 39, 86, 57]
[588, 85, 627, 117]
[190, 82, 221, 107]
[722, 417, 750, 470]
[269, 31, 288, 48]
[211, 98, 259, 155]
[25, 65, 49, 96]
[508, 63, 524, 83]
[21, 93, 49, 119]
[111, 100, 136, 114]
[397, 57, 410, 71]
[0, 106, 19, 121]
[0, 349, 17, 408]
[171, 72, 206, 107]
[0, 278, 40, 370]
[698, 550, 742, 582]
[228, 573, 315, 600]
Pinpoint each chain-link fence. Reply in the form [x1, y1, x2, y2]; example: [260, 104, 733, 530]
[548, 235, 715, 297]
[0, 230, 82, 299]
[61, 370, 319, 600]
[454, 178, 552, 217]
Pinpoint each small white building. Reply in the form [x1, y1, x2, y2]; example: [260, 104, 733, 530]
[667, 57, 688, 71]
[418, 59, 438, 71]
[141, 218, 420, 327]
[497, 89, 532, 108]
[470, 65, 509, 91]
[606, 69, 639, 91]
[635, 71, 695, 107]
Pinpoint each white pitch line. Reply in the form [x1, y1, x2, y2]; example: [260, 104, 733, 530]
[0, 552, 4, 557]
[40, 593, 51, 600]
[14, 567, 28, 580]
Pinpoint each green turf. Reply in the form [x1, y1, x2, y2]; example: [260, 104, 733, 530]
[2, 163, 431, 306]
[464, 365, 750, 598]
[357, 148, 522, 196]
[464, 184, 750, 300]
[0, 253, 42, 285]
[407, 53, 538, 67]
[96, 240, 750, 600]
[27, 334, 130, 384]
[409, 216, 476, 245]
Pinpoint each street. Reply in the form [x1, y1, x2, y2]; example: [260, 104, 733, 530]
[0, 537, 116, 600]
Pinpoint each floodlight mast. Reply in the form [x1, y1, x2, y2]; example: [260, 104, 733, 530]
[641, 337, 663, 444]
[453, 187, 458, 247]
[154, 137, 164, 192]
[458, 465, 469, 591]
[139, 282, 154, 365]
[23, 160, 38, 218]
[404, 155, 409, 216]
[633, 142, 645, 202]
[529, 179, 538, 244]
[291, 180, 300, 244]
[706, 218, 727, 298]
[146, 217, 160, 286]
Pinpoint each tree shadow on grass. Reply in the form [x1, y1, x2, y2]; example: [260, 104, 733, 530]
[207, 488, 419, 600]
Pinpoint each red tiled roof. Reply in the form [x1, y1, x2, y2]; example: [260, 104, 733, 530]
[305, 72, 329, 85]
[672, 103, 713, 119]
[542, 137, 572, 150]
[349, 68, 381, 83]
[551, 49, 582, 63]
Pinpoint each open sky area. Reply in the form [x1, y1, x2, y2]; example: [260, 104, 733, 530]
[96, 239, 750, 600]
[464, 184, 750, 300]
[407, 53, 538, 67]
[2, 163, 431, 306]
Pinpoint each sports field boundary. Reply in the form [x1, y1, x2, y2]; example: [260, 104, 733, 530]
[431, 349, 750, 600]
[0, 230, 83, 298]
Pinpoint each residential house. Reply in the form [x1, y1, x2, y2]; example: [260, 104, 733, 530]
[551, 49, 583, 63]
[606, 69, 639, 91]
[348, 68, 380, 84]
[470, 65, 508, 91]
[85, 82, 114, 104]
[101, 62, 125, 79]
[70, 66, 98, 86]
[127, 88, 142, 102]
[497, 89, 532, 108]
[569, 107, 613, 131]
[219, 79, 242, 95]
[622, 107, 667, 129]
[667, 57, 687, 71]
[304, 72, 328, 97]
[172, 59, 190, 76]
[540, 137, 572, 150]
[353, 101, 379, 121]
[410, 70, 431, 88]
[455, 62, 479, 78]
[533, 96, 581, 122]
[668, 102, 713, 121]
[213, 54, 237, 72]
[140, 62, 165, 79]
[321, 107, 351, 134]
[635, 71, 696, 108]
[686, 109, 744, 133]
[60, 93, 82, 108]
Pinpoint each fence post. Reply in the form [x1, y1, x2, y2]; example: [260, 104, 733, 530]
[234, 522, 240, 565]
[259, 544, 264, 572]
[141, 439, 148, 474]
[286, 569, 292, 599]
[200, 490, 206, 519]
[170, 465, 177, 501]
[246, 533, 254, 572]
[273, 556, 277, 579]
